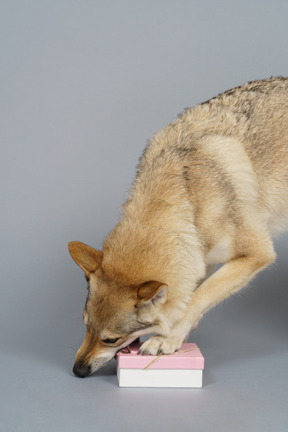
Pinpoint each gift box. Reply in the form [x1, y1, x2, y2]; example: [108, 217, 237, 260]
[116, 342, 204, 388]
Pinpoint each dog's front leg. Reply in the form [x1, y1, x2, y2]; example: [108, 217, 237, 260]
[138, 268, 215, 356]
[140, 231, 276, 355]
[177, 230, 277, 340]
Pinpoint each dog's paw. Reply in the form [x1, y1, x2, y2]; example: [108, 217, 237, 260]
[139, 336, 183, 356]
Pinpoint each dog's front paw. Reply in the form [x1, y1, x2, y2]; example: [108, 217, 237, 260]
[139, 336, 183, 356]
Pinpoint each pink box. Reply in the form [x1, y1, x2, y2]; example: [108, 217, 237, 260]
[117, 342, 204, 388]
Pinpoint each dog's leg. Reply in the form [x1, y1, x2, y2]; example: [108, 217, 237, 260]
[183, 264, 216, 344]
[190, 233, 276, 324]
[140, 230, 276, 355]
[139, 265, 216, 354]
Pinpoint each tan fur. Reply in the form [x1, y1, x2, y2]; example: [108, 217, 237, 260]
[69, 77, 288, 377]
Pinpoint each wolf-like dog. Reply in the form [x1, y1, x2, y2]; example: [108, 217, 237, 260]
[69, 77, 288, 378]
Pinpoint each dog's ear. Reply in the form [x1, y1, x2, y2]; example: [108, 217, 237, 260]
[136, 281, 167, 307]
[68, 241, 103, 275]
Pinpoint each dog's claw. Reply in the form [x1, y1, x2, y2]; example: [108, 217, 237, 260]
[138, 335, 183, 356]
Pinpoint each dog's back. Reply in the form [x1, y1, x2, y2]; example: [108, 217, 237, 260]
[128, 77, 288, 242]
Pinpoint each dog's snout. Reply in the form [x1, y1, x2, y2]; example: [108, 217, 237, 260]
[73, 362, 91, 378]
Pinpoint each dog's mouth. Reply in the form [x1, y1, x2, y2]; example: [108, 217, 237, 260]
[73, 340, 138, 378]
[113, 337, 141, 359]
[73, 325, 158, 378]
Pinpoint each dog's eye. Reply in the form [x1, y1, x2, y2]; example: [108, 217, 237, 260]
[102, 338, 120, 344]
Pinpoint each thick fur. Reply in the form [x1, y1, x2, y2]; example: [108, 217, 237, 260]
[69, 77, 288, 377]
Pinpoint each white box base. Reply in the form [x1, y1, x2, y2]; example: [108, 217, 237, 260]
[117, 367, 203, 388]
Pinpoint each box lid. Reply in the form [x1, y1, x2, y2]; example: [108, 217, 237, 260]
[117, 342, 204, 370]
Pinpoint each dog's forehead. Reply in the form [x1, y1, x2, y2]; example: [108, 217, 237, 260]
[86, 272, 135, 317]
[85, 292, 138, 335]
[90, 270, 135, 300]
[83, 272, 142, 335]
[86, 286, 117, 313]
[90, 269, 121, 290]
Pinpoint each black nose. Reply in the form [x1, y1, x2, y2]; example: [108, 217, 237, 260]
[73, 363, 91, 378]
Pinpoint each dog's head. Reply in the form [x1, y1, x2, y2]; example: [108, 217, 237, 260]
[68, 241, 166, 377]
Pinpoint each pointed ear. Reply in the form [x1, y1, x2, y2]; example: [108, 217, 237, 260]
[68, 241, 103, 275]
[136, 281, 167, 307]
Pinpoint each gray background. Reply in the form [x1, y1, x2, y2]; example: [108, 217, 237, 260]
[1, 1, 287, 431]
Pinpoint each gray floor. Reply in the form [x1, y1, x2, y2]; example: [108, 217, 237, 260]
[1, 1, 288, 431]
